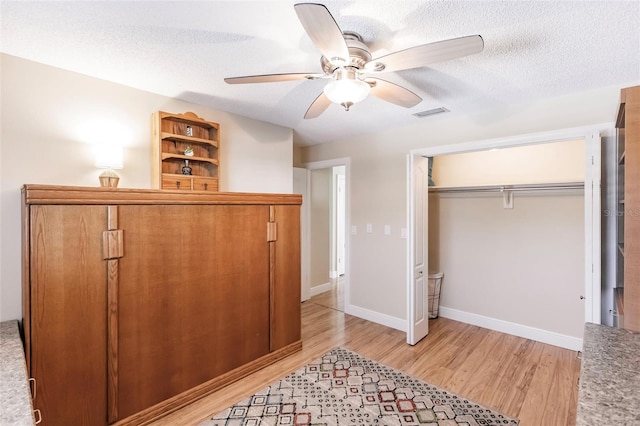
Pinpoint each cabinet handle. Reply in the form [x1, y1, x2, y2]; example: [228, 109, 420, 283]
[34, 409, 42, 424]
[176, 181, 181, 189]
[204, 183, 208, 190]
[29, 377, 36, 400]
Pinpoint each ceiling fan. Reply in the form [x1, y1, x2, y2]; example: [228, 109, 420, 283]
[224, 3, 484, 119]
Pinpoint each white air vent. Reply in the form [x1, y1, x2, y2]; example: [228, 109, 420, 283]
[413, 107, 449, 118]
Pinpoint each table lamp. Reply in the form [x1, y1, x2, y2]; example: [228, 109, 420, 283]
[95, 144, 124, 188]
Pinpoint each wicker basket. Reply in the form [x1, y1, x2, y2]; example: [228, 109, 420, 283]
[428, 273, 444, 319]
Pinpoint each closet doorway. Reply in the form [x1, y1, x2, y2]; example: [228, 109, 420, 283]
[304, 158, 350, 313]
[406, 126, 604, 349]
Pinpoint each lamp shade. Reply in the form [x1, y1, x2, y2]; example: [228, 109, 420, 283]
[94, 144, 124, 169]
[323, 67, 371, 107]
[323, 78, 370, 105]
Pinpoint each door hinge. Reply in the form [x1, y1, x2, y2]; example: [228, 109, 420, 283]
[102, 230, 124, 259]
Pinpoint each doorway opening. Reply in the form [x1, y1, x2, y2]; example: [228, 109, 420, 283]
[304, 159, 350, 313]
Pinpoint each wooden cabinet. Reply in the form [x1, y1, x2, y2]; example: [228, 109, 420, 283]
[22, 185, 301, 426]
[152, 111, 220, 191]
[616, 85, 640, 332]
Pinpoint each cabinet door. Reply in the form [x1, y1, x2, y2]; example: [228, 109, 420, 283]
[270, 205, 302, 350]
[625, 87, 640, 331]
[29, 205, 108, 426]
[116, 204, 270, 419]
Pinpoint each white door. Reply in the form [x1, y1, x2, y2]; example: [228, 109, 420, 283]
[407, 155, 429, 345]
[336, 173, 346, 276]
[293, 167, 310, 301]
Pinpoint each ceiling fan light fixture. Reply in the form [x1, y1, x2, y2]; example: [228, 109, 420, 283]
[323, 68, 370, 110]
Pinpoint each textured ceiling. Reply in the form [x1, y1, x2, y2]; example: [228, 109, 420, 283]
[1, 1, 639, 146]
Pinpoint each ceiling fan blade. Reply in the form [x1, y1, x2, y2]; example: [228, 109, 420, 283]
[225, 73, 324, 84]
[366, 35, 484, 73]
[367, 78, 422, 108]
[304, 92, 332, 119]
[294, 3, 350, 64]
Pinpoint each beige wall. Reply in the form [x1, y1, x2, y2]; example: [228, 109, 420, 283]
[432, 139, 585, 187]
[0, 54, 294, 321]
[309, 168, 331, 288]
[301, 83, 629, 327]
[429, 194, 585, 338]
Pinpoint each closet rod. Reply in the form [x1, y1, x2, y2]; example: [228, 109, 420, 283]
[429, 182, 584, 194]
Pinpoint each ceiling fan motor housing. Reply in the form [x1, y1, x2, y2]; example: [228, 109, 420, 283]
[321, 32, 372, 74]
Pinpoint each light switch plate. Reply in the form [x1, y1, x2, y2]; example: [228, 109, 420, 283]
[401, 227, 407, 239]
[366, 223, 373, 233]
[351, 225, 357, 235]
[384, 225, 391, 235]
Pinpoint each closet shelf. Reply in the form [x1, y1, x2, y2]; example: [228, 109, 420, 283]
[429, 181, 584, 194]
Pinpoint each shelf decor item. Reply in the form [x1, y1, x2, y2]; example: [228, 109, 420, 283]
[94, 143, 124, 188]
[182, 160, 192, 175]
[151, 111, 220, 191]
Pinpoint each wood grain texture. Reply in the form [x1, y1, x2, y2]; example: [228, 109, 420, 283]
[21, 188, 32, 370]
[23, 187, 303, 425]
[270, 205, 302, 351]
[22, 185, 302, 206]
[29, 205, 108, 426]
[623, 85, 640, 331]
[107, 259, 120, 423]
[148, 301, 581, 426]
[116, 204, 272, 419]
[308, 277, 344, 311]
[112, 341, 301, 426]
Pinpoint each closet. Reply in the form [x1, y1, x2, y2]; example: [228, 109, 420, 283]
[427, 139, 587, 346]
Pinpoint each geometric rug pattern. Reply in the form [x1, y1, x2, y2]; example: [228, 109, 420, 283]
[200, 347, 519, 425]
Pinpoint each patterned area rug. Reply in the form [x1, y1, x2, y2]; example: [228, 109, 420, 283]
[200, 347, 519, 425]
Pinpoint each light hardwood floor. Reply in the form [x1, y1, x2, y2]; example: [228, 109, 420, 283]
[150, 299, 581, 426]
[307, 277, 344, 311]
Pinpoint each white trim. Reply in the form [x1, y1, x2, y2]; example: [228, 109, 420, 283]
[406, 154, 416, 343]
[309, 282, 334, 297]
[303, 157, 351, 313]
[329, 270, 339, 279]
[438, 307, 583, 351]
[346, 304, 407, 332]
[586, 133, 602, 324]
[410, 122, 613, 157]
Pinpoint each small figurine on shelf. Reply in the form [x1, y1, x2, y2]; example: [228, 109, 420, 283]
[184, 146, 194, 157]
[186, 125, 193, 137]
[182, 160, 192, 175]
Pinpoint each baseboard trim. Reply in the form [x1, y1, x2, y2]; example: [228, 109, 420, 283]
[309, 282, 333, 297]
[113, 341, 302, 426]
[345, 304, 406, 332]
[438, 306, 583, 351]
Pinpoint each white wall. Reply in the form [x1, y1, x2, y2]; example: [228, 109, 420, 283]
[0, 54, 294, 321]
[301, 83, 630, 328]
